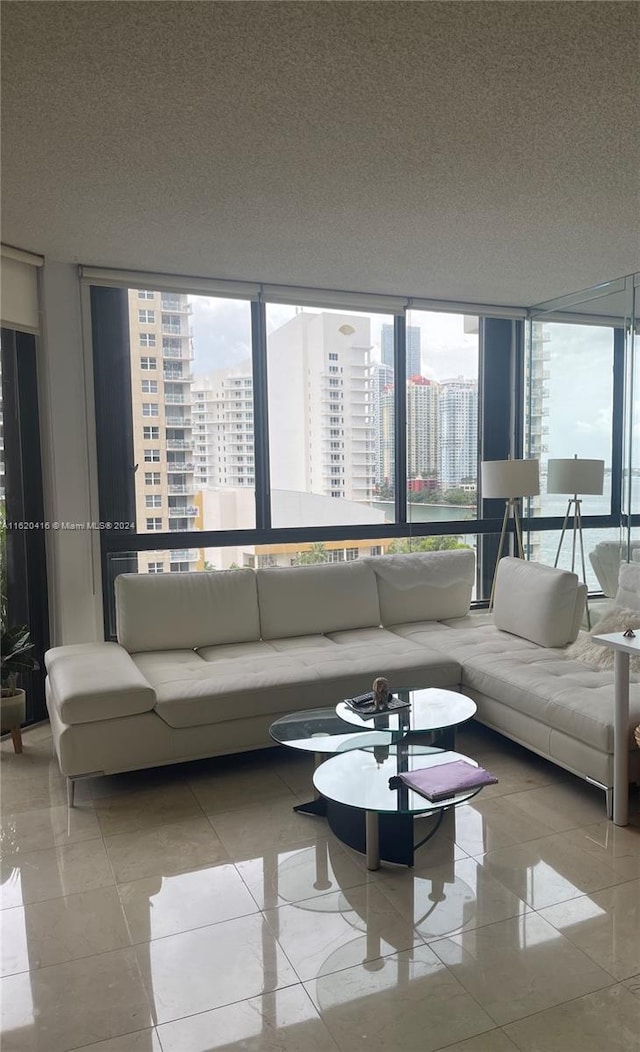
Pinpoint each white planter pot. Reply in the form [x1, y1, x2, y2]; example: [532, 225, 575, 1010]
[1, 688, 26, 733]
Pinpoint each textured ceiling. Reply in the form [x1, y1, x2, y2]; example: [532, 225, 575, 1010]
[2, 1, 639, 307]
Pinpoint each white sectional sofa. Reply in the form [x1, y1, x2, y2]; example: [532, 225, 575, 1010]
[44, 551, 640, 815]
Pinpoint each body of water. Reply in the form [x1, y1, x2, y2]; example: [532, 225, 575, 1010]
[372, 477, 629, 591]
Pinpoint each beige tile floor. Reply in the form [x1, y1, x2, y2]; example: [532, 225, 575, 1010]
[1, 722, 639, 1052]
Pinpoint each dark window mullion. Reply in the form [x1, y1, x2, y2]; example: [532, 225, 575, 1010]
[251, 299, 271, 531]
[90, 286, 138, 634]
[478, 317, 518, 599]
[611, 325, 625, 522]
[394, 314, 407, 525]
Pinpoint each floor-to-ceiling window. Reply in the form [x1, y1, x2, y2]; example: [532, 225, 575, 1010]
[524, 274, 636, 598]
[86, 267, 639, 635]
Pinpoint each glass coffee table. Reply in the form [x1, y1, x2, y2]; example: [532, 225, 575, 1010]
[336, 687, 476, 750]
[269, 707, 400, 815]
[314, 743, 484, 870]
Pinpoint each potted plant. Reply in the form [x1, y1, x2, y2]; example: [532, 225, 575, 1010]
[1, 624, 38, 752]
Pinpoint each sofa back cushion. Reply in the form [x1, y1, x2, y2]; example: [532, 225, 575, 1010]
[365, 550, 475, 626]
[257, 561, 381, 640]
[116, 570, 260, 653]
[493, 557, 585, 647]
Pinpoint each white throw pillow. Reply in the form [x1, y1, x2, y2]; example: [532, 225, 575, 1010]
[564, 605, 640, 671]
[614, 562, 640, 612]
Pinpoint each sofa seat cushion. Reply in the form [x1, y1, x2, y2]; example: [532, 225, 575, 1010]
[420, 625, 640, 753]
[46, 643, 156, 725]
[133, 633, 461, 729]
[134, 648, 323, 728]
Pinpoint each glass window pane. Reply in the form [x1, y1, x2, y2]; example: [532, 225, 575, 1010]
[128, 291, 255, 545]
[405, 311, 479, 527]
[525, 321, 614, 518]
[266, 305, 393, 528]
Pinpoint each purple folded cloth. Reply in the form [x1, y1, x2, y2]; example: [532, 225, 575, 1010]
[394, 760, 498, 802]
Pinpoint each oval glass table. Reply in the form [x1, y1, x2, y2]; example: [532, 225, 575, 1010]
[313, 744, 484, 869]
[269, 707, 401, 815]
[336, 687, 476, 750]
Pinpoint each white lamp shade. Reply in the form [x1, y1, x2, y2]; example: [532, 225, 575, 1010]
[481, 459, 540, 498]
[547, 458, 604, 495]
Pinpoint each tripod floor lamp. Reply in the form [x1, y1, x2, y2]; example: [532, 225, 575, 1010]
[547, 455, 605, 628]
[481, 458, 540, 608]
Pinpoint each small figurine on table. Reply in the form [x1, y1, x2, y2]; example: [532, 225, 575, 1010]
[372, 676, 389, 711]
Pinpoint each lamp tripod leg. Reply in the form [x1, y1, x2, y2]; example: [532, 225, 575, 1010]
[489, 501, 510, 610]
[554, 501, 572, 568]
[513, 501, 525, 560]
[575, 500, 591, 629]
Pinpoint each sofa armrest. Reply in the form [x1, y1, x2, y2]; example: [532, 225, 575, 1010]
[45, 643, 156, 725]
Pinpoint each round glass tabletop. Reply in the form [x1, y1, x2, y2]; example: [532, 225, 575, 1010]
[269, 707, 400, 755]
[313, 745, 483, 815]
[336, 687, 476, 734]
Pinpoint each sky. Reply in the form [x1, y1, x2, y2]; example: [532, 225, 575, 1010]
[542, 322, 614, 464]
[189, 295, 618, 465]
[189, 296, 478, 380]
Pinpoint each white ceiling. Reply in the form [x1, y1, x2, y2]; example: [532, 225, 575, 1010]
[2, 1, 639, 308]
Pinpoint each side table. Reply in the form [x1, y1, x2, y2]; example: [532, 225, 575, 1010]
[269, 707, 398, 816]
[591, 630, 637, 826]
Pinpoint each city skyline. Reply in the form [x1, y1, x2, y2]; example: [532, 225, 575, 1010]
[126, 292, 618, 576]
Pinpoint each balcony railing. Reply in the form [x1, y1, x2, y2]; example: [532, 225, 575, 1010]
[170, 549, 199, 561]
[166, 462, 195, 473]
[165, 415, 192, 427]
[163, 371, 194, 382]
[164, 393, 187, 405]
[166, 439, 192, 450]
[162, 347, 194, 361]
[168, 485, 192, 495]
[168, 506, 198, 517]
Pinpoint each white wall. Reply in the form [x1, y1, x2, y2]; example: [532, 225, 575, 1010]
[38, 262, 103, 643]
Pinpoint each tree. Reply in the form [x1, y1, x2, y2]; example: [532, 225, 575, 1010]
[293, 543, 329, 565]
[387, 536, 471, 554]
[375, 481, 395, 502]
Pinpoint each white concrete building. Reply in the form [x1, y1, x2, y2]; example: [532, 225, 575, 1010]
[439, 376, 478, 489]
[371, 360, 394, 487]
[192, 368, 254, 490]
[407, 376, 441, 482]
[199, 487, 386, 569]
[267, 312, 375, 504]
[128, 289, 198, 573]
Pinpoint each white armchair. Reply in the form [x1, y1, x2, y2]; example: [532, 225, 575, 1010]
[588, 540, 640, 597]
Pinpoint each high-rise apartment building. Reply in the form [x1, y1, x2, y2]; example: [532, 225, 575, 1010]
[526, 322, 550, 463]
[524, 321, 551, 558]
[379, 385, 395, 487]
[381, 323, 422, 378]
[370, 360, 393, 487]
[128, 290, 198, 573]
[407, 376, 440, 481]
[267, 312, 375, 503]
[439, 376, 478, 488]
[379, 376, 441, 488]
[192, 370, 255, 489]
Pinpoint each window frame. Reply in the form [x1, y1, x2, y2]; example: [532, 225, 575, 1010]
[88, 276, 630, 639]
